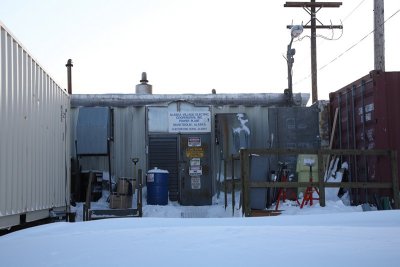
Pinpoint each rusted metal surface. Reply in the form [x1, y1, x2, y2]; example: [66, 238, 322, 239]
[329, 71, 400, 204]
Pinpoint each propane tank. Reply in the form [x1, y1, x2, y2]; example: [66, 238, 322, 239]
[135, 72, 152, 94]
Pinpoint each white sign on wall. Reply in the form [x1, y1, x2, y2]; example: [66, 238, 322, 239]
[168, 112, 211, 133]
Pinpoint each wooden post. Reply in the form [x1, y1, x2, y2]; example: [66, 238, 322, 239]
[231, 154, 235, 216]
[241, 149, 251, 217]
[318, 150, 325, 206]
[224, 158, 227, 210]
[390, 151, 399, 209]
[84, 171, 94, 221]
[374, 0, 385, 71]
[310, 0, 318, 103]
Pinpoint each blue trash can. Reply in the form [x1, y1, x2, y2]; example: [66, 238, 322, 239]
[146, 168, 169, 205]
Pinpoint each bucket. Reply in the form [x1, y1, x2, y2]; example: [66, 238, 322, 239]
[147, 168, 169, 205]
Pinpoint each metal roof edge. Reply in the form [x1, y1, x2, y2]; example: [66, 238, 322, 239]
[70, 93, 310, 108]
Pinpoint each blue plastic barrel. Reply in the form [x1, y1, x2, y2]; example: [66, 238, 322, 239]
[146, 168, 169, 205]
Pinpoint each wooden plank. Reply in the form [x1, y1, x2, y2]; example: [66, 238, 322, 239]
[329, 108, 339, 148]
[249, 181, 393, 189]
[318, 151, 325, 207]
[83, 172, 94, 221]
[324, 108, 339, 182]
[245, 148, 390, 157]
[250, 210, 282, 217]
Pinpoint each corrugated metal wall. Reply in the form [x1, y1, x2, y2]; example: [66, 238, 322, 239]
[329, 71, 400, 204]
[0, 23, 70, 226]
[70, 106, 146, 179]
[70, 104, 271, 190]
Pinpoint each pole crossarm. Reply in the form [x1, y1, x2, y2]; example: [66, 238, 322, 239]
[287, 25, 343, 29]
[284, 2, 342, 8]
[284, 1, 342, 103]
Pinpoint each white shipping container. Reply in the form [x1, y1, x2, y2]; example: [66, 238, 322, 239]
[0, 22, 70, 229]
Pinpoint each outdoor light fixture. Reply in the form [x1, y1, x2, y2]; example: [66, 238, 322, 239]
[285, 25, 303, 105]
[291, 25, 303, 38]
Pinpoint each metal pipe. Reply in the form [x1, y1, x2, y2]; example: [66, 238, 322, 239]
[66, 59, 73, 94]
[138, 169, 143, 217]
[286, 37, 294, 104]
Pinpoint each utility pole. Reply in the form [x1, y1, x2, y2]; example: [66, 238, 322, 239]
[374, 0, 385, 71]
[284, 1, 342, 103]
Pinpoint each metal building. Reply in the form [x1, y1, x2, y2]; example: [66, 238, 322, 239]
[70, 88, 316, 208]
[0, 22, 70, 229]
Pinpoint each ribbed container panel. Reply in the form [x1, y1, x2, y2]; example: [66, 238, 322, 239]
[0, 22, 70, 224]
[70, 106, 146, 179]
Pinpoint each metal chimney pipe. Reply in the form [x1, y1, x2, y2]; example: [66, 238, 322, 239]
[66, 59, 73, 94]
[136, 72, 152, 94]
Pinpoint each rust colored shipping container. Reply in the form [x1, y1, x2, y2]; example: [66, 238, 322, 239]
[329, 71, 400, 206]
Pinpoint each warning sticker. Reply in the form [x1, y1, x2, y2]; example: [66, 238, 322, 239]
[190, 158, 201, 167]
[191, 176, 201, 189]
[188, 137, 201, 147]
[189, 165, 202, 176]
[186, 147, 204, 158]
[147, 173, 154, 183]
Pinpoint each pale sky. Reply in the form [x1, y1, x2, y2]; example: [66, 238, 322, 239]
[1, 0, 399, 102]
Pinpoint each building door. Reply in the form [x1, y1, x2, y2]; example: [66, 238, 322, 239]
[179, 134, 212, 206]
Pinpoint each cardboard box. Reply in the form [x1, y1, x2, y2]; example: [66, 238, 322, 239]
[116, 178, 136, 195]
[109, 194, 133, 209]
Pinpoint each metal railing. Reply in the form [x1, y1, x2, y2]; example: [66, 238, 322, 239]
[240, 148, 400, 217]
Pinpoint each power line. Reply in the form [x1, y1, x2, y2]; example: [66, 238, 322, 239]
[342, 0, 367, 22]
[293, 0, 365, 63]
[294, 7, 400, 85]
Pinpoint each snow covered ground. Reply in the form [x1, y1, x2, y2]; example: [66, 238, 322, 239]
[1, 191, 399, 267]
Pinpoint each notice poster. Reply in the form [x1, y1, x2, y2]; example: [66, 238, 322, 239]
[190, 158, 201, 167]
[191, 176, 201, 190]
[168, 112, 211, 133]
[188, 137, 201, 147]
[189, 165, 202, 176]
[186, 147, 204, 158]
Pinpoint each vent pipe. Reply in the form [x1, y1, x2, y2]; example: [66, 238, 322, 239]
[66, 59, 73, 94]
[135, 72, 152, 94]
